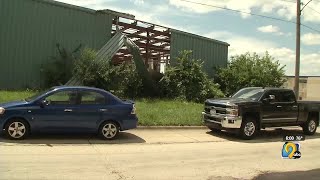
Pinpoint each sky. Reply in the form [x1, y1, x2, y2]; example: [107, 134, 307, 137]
[56, 0, 320, 76]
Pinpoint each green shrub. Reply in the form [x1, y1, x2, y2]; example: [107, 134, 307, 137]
[159, 50, 224, 102]
[42, 47, 224, 102]
[72, 48, 143, 98]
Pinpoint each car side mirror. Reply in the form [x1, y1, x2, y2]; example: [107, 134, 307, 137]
[40, 100, 49, 108]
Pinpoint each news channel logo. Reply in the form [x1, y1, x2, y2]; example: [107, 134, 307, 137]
[282, 142, 301, 159]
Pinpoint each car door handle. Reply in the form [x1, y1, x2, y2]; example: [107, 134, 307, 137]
[64, 109, 73, 112]
[100, 109, 108, 112]
[276, 105, 282, 108]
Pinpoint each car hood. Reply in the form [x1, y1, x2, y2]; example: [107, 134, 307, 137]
[0, 100, 28, 109]
[205, 98, 255, 106]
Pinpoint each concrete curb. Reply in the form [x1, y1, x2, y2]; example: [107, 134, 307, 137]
[137, 126, 207, 129]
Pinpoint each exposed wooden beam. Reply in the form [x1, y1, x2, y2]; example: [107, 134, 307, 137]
[113, 21, 170, 37]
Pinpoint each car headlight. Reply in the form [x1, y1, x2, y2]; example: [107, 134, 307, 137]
[226, 105, 238, 116]
[0, 107, 5, 115]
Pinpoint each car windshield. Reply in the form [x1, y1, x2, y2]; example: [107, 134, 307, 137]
[24, 88, 54, 102]
[232, 88, 265, 101]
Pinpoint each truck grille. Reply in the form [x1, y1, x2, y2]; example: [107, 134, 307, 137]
[204, 106, 227, 115]
[203, 114, 222, 122]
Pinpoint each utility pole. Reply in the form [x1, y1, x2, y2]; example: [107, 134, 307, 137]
[295, 0, 313, 99]
[294, 0, 301, 99]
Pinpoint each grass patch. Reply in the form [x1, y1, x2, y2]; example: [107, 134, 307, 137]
[136, 99, 203, 126]
[0, 91, 204, 126]
[0, 90, 35, 103]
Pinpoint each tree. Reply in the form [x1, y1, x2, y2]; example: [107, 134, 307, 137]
[214, 52, 286, 96]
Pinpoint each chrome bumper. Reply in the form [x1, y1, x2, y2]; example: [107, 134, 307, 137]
[202, 112, 242, 129]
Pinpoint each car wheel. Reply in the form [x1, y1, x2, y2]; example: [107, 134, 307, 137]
[239, 117, 258, 140]
[303, 118, 318, 135]
[4, 119, 30, 140]
[99, 121, 119, 140]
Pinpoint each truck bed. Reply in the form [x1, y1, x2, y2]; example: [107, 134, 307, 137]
[298, 101, 320, 112]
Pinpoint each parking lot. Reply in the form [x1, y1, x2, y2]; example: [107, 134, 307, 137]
[1, 128, 320, 180]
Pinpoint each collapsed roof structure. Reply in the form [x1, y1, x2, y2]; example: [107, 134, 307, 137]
[1, 0, 229, 89]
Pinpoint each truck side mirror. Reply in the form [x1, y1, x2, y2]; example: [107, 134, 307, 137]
[269, 95, 275, 100]
[262, 95, 275, 103]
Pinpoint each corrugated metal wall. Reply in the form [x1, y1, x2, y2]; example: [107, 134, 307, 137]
[0, 0, 115, 89]
[170, 29, 229, 77]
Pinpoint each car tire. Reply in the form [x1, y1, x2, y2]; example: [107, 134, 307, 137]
[4, 119, 30, 140]
[99, 121, 119, 140]
[239, 117, 258, 140]
[302, 118, 318, 135]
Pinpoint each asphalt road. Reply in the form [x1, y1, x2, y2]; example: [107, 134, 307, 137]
[1, 128, 320, 180]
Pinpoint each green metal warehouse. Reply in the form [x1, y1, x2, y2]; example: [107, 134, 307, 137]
[0, 0, 229, 89]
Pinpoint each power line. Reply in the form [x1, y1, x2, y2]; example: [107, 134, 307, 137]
[179, 0, 320, 33]
[179, 0, 296, 24]
[307, 6, 320, 15]
[301, 24, 320, 33]
[301, 0, 313, 11]
[280, 0, 320, 16]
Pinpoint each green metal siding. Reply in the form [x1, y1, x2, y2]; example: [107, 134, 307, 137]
[170, 30, 229, 78]
[0, 0, 115, 89]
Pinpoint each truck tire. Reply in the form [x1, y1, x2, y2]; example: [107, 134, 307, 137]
[302, 118, 318, 135]
[239, 117, 258, 140]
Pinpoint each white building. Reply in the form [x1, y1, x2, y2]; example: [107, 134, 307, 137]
[283, 76, 320, 100]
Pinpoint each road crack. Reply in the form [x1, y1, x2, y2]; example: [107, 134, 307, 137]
[88, 137, 127, 180]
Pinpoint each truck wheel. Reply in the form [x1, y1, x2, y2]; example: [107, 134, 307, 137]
[239, 118, 258, 140]
[303, 118, 318, 135]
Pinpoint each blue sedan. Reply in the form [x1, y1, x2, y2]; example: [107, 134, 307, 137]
[0, 86, 138, 140]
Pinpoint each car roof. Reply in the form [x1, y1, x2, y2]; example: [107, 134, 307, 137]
[52, 86, 106, 92]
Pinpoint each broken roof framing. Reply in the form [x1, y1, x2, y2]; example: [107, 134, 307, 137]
[1, 0, 229, 89]
[111, 16, 171, 70]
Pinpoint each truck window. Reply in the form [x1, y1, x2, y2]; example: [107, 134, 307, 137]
[261, 90, 279, 102]
[279, 90, 296, 102]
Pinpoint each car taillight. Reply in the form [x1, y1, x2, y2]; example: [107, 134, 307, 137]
[131, 104, 136, 114]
